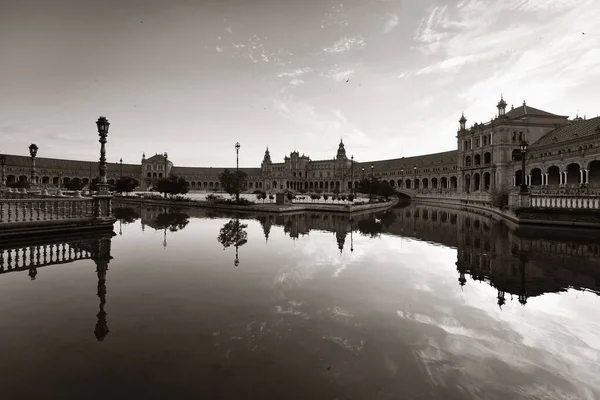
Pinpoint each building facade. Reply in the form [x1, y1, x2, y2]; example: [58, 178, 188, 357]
[1, 96, 599, 196]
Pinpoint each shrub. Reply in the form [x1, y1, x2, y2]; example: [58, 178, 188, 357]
[323, 194, 329, 201]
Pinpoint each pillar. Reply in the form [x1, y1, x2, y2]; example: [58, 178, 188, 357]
[580, 169, 584, 184]
[513, 176, 516, 187]
[584, 169, 589, 184]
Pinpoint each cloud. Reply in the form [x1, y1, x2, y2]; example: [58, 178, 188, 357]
[277, 67, 312, 78]
[225, 25, 233, 34]
[289, 79, 304, 86]
[322, 65, 357, 81]
[323, 35, 366, 53]
[383, 13, 399, 33]
[215, 46, 223, 52]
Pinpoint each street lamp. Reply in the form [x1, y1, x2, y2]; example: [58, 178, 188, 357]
[0, 154, 6, 188]
[370, 163, 374, 202]
[351, 155, 354, 197]
[29, 143, 38, 186]
[519, 140, 528, 193]
[413, 165, 417, 190]
[235, 142, 241, 202]
[96, 116, 110, 194]
[119, 158, 123, 179]
[400, 168, 404, 188]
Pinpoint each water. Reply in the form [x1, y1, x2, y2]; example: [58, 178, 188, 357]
[1, 203, 599, 399]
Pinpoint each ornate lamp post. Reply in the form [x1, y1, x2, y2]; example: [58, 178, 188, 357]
[519, 140, 528, 194]
[0, 154, 6, 188]
[95, 116, 110, 195]
[28, 143, 38, 187]
[370, 163, 374, 202]
[413, 165, 417, 189]
[351, 155, 354, 198]
[119, 158, 123, 179]
[235, 142, 241, 202]
[400, 168, 404, 188]
[89, 163, 93, 191]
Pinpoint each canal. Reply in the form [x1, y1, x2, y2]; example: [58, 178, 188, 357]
[1, 203, 599, 399]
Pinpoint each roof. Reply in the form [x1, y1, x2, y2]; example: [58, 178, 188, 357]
[533, 116, 600, 147]
[357, 150, 457, 171]
[172, 166, 262, 176]
[504, 104, 567, 119]
[1, 154, 140, 173]
[145, 154, 168, 163]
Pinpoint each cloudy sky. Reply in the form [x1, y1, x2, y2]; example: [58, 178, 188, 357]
[1, 0, 599, 167]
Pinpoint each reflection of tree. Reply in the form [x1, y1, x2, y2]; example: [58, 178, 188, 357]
[357, 218, 383, 238]
[218, 219, 248, 248]
[113, 207, 140, 224]
[257, 216, 272, 242]
[218, 219, 248, 267]
[155, 212, 190, 232]
[378, 209, 397, 228]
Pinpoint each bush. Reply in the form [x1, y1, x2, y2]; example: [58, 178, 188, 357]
[323, 194, 329, 201]
[286, 192, 293, 201]
[268, 194, 274, 201]
[347, 194, 354, 202]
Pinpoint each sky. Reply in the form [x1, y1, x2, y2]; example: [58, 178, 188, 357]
[1, 0, 599, 168]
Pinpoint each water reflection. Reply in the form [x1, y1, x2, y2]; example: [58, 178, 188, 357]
[128, 204, 600, 305]
[0, 232, 114, 342]
[218, 219, 248, 266]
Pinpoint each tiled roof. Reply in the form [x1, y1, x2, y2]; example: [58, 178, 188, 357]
[1, 155, 139, 173]
[145, 154, 167, 163]
[172, 166, 262, 176]
[533, 116, 600, 147]
[505, 104, 567, 119]
[357, 150, 457, 171]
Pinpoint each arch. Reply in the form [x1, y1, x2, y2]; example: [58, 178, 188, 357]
[414, 179, 420, 189]
[465, 155, 472, 167]
[389, 179, 395, 187]
[547, 165, 560, 185]
[440, 177, 447, 189]
[511, 149, 522, 161]
[474, 154, 481, 165]
[450, 176, 457, 189]
[464, 174, 471, 192]
[42, 176, 50, 184]
[483, 172, 491, 191]
[147, 172, 152, 178]
[588, 160, 600, 184]
[6, 175, 15, 184]
[158, 173, 163, 178]
[272, 180, 277, 189]
[530, 168, 542, 186]
[484, 152, 492, 164]
[422, 178, 429, 189]
[566, 163, 580, 184]
[404, 179, 411, 189]
[473, 173, 481, 191]
[19, 175, 28, 183]
[431, 177, 438, 189]
[52, 177, 59, 185]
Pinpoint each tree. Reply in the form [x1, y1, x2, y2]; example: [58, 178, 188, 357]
[115, 177, 139, 194]
[155, 175, 190, 198]
[219, 169, 248, 200]
[65, 178, 85, 191]
[377, 181, 396, 200]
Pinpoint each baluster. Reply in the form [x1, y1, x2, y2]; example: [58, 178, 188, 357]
[42, 200, 47, 220]
[36, 201, 41, 221]
[29, 202, 34, 222]
[42, 245, 48, 264]
[7, 202, 12, 222]
[61, 243, 66, 261]
[0, 249, 4, 272]
[7, 250, 13, 270]
[15, 248, 20, 269]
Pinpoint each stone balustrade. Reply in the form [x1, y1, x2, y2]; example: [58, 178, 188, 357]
[529, 194, 600, 210]
[0, 197, 96, 224]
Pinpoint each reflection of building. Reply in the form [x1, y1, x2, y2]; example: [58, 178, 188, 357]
[4, 98, 596, 195]
[0, 231, 114, 341]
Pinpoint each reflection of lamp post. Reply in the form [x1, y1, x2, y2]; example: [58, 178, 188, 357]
[519, 141, 528, 193]
[234, 218, 240, 266]
[29, 143, 38, 186]
[0, 154, 6, 188]
[95, 116, 111, 195]
[235, 142, 241, 202]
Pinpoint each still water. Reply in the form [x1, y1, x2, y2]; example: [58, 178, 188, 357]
[1, 203, 599, 399]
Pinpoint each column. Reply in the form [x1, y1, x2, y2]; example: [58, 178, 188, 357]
[580, 169, 584, 184]
[584, 169, 589, 184]
[544, 173, 548, 186]
[513, 176, 516, 187]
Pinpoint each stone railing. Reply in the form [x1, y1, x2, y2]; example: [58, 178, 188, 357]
[0, 197, 96, 224]
[529, 194, 600, 210]
[415, 191, 491, 204]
